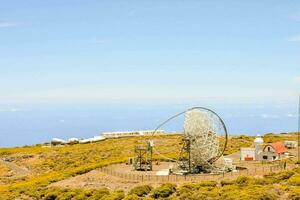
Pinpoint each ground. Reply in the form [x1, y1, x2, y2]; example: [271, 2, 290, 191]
[0, 159, 30, 179]
[50, 158, 298, 193]
[51, 169, 140, 192]
[0, 132, 298, 199]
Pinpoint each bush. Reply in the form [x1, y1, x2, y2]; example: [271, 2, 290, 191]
[288, 174, 300, 186]
[102, 190, 124, 200]
[198, 181, 218, 187]
[220, 179, 234, 187]
[235, 176, 252, 186]
[292, 167, 300, 174]
[275, 171, 294, 180]
[43, 187, 110, 200]
[123, 194, 141, 200]
[254, 192, 277, 200]
[221, 186, 278, 200]
[288, 187, 300, 200]
[253, 178, 270, 185]
[220, 185, 242, 200]
[44, 192, 58, 200]
[177, 183, 198, 196]
[90, 188, 110, 199]
[129, 185, 152, 197]
[189, 189, 221, 200]
[57, 191, 79, 200]
[251, 186, 278, 200]
[177, 191, 192, 200]
[264, 171, 295, 184]
[151, 183, 177, 199]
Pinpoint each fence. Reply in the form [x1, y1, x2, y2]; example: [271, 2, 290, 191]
[99, 163, 296, 183]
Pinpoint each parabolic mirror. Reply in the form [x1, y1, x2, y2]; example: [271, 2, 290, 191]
[183, 108, 227, 171]
[152, 107, 228, 173]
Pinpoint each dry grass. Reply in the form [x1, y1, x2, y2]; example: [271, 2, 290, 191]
[0, 163, 9, 177]
[0, 133, 298, 199]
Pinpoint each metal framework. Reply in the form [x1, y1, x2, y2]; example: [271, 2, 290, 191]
[180, 108, 226, 172]
[133, 141, 153, 171]
[151, 107, 228, 174]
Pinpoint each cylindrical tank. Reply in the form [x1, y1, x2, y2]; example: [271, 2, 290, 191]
[254, 135, 264, 160]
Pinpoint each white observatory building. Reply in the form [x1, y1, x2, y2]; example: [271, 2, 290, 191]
[240, 135, 264, 161]
[253, 135, 264, 159]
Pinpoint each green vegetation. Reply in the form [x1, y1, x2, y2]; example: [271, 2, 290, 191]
[0, 133, 298, 199]
[43, 187, 110, 200]
[263, 133, 297, 143]
[151, 183, 176, 199]
[129, 185, 153, 197]
[174, 167, 300, 200]
[0, 163, 9, 177]
[0, 135, 182, 199]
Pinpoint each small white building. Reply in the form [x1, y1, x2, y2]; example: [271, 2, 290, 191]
[51, 138, 67, 145]
[223, 158, 235, 171]
[240, 135, 264, 161]
[67, 138, 80, 144]
[156, 169, 170, 176]
[79, 136, 105, 144]
[240, 147, 256, 161]
[102, 130, 165, 138]
[259, 142, 287, 161]
[240, 135, 290, 161]
[284, 141, 298, 149]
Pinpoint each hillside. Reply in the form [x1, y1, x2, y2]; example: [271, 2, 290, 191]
[0, 133, 298, 200]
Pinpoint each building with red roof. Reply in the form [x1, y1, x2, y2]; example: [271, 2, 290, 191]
[259, 142, 287, 161]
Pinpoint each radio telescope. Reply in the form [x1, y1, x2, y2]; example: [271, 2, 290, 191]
[152, 107, 228, 174]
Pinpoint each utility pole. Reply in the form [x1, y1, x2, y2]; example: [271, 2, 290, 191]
[187, 138, 191, 173]
[298, 94, 300, 164]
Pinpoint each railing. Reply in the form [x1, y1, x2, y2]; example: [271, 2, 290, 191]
[99, 163, 296, 183]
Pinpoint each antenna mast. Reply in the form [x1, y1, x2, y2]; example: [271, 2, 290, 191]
[298, 94, 300, 164]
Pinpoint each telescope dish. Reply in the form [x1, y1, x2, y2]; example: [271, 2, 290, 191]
[152, 107, 228, 173]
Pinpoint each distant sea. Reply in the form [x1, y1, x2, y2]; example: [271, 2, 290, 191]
[0, 103, 298, 147]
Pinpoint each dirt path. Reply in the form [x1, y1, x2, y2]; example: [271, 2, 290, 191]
[0, 159, 30, 178]
[50, 169, 142, 192]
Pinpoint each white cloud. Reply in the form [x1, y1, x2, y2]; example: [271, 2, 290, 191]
[290, 14, 300, 22]
[287, 35, 300, 42]
[286, 113, 297, 118]
[261, 114, 280, 119]
[0, 22, 19, 28]
[10, 108, 19, 112]
[293, 76, 300, 83]
[87, 39, 106, 44]
[128, 9, 136, 16]
[0, 108, 20, 112]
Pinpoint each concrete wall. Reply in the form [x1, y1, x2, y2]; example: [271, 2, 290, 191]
[240, 148, 255, 161]
[258, 151, 278, 161]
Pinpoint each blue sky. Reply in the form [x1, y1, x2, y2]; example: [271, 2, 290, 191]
[0, 1, 300, 106]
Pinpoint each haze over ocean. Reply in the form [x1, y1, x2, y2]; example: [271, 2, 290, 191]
[0, 1, 299, 147]
[0, 102, 298, 147]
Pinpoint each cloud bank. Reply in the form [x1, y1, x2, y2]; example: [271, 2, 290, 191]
[288, 35, 300, 42]
[294, 76, 300, 83]
[0, 22, 19, 28]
